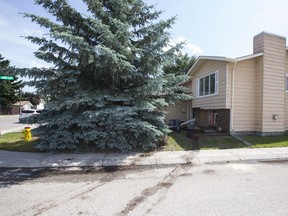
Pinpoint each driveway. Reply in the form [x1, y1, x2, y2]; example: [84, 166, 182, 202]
[0, 115, 25, 134]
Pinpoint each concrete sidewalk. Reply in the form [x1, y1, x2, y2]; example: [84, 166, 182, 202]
[0, 147, 288, 169]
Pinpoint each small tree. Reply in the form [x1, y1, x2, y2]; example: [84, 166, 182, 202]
[21, 0, 192, 152]
[163, 53, 197, 76]
[0, 54, 23, 114]
[22, 92, 41, 106]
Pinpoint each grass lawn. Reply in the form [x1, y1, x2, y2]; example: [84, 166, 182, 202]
[164, 131, 246, 151]
[2, 131, 287, 152]
[0, 132, 38, 152]
[244, 134, 288, 148]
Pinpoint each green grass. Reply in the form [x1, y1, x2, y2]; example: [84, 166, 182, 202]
[197, 135, 246, 149]
[0, 132, 38, 152]
[244, 134, 288, 148]
[2, 131, 288, 153]
[164, 132, 192, 151]
[164, 132, 246, 151]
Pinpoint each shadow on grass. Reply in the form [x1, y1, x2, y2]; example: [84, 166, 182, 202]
[166, 131, 246, 151]
[0, 140, 38, 152]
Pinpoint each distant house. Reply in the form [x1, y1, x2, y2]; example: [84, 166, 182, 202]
[166, 32, 288, 135]
[33, 98, 46, 110]
[10, 101, 33, 114]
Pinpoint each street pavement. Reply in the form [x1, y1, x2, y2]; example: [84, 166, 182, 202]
[0, 115, 33, 134]
[0, 147, 288, 169]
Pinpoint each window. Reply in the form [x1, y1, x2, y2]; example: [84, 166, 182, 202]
[196, 72, 219, 97]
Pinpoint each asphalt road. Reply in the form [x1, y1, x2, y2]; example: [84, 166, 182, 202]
[0, 115, 26, 134]
[1, 161, 288, 216]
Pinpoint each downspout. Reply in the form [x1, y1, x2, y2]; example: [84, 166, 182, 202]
[225, 64, 228, 107]
[230, 60, 236, 132]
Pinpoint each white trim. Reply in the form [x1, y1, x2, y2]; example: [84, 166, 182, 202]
[187, 56, 234, 76]
[236, 52, 263, 62]
[197, 93, 219, 99]
[196, 79, 199, 98]
[230, 61, 236, 131]
[215, 71, 219, 94]
[225, 64, 228, 108]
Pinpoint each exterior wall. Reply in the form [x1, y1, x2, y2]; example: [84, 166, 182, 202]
[194, 109, 230, 132]
[192, 61, 227, 109]
[226, 64, 233, 109]
[165, 101, 192, 123]
[285, 90, 288, 131]
[182, 80, 193, 93]
[216, 109, 230, 132]
[255, 57, 264, 132]
[285, 53, 288, 131]
[232, 58, 258, 132]
[165, 104, 180, 123]
[257, 33, 286, 133]
[194, 109, 209, 127]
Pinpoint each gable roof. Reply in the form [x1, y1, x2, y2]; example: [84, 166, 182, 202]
[187, 52, 263, 76]
[13, 101, 33, 106]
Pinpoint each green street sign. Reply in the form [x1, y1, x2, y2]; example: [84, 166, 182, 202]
[0, 76, 14, 80]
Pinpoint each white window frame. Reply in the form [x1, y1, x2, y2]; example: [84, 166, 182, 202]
[196, 71, 219, 98]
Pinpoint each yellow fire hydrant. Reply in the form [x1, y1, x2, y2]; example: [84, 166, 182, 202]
[22, 126, 32, 142]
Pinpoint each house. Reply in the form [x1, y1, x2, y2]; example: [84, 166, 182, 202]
[167, 32, 288, 135]
[33, 98, 46, 110]
[10, 101, 33, 114]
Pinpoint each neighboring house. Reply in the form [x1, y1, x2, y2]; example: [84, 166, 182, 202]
[33, 98, 46, 110]
[10, 101, 33, 114]
[167, 32, 288, 135]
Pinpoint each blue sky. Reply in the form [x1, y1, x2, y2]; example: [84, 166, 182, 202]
[1, 0, 288, 70]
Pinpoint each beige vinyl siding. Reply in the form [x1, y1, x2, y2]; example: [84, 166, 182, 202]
[233, 59, 257, 131]
[165, 104, 180, 123]
[261, 33, 286, 132]
[285, 54, 288, 131]
[226, 64, 233, 109]
[179, 101, 188, 122]
[165, 101, 189, 122]
[286, 93, 288, 131]
[255, 57, 263, 131]
[182, 80, 193, 93]
[253, 34, 264, 53]
[192, 61, 227, 109]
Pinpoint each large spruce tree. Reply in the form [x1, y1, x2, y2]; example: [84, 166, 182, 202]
[23, 0, 192, 152]
[0, 54, 23, 114]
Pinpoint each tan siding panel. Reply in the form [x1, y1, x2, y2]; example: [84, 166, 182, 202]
[262, 33, 286, 132]
[232, 59, 257, 131]
[192, 61, 227, 110]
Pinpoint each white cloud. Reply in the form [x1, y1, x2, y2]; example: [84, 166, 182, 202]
[163, 37, 203, 56]
[0, 17, 9, 27]
[174, 36, 203, 56]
